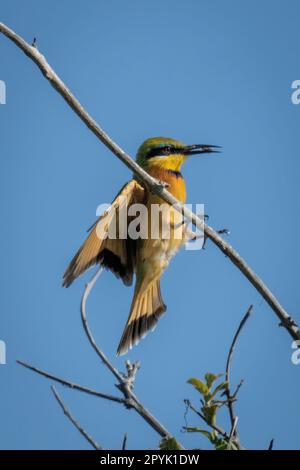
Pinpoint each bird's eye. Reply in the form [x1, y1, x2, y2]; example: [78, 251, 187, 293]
[145, 145, 173, 159]
[163, 146, 172, 154]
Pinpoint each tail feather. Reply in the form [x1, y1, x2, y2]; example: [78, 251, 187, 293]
[117, 279, 166, 356]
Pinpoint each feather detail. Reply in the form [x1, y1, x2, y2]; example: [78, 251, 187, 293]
[116, 279, 166, 356]
[62, 180, 144, 287]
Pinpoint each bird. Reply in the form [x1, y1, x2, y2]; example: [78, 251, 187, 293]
[63, 137, 219, 355]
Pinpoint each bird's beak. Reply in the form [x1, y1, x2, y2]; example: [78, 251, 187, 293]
[182, 144, 221, 156]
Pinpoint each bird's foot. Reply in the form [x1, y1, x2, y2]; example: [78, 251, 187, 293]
[157, 179, 170, 189]
[202, 227, 230, 249]
[217, 228, 230, 236]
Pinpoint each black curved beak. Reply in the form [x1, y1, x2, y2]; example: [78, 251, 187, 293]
[183, 144, 221, 156]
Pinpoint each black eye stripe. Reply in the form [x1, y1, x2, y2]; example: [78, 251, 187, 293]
[145, 145, 179, 159]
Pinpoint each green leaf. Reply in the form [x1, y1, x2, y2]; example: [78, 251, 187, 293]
[187, 378, 209, 396]
[159, 437, 181, 450]
[210, 381, 229, 399]
[184, 427, 215, 443]
[204, 373, 223, 390]
[214, 438, 228, 450]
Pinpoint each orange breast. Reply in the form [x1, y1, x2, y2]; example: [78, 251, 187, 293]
[147, 167, 186, 203]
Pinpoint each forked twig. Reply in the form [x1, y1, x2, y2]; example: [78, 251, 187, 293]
[18, 268, 179, 447]
[184, 399, 228, 439]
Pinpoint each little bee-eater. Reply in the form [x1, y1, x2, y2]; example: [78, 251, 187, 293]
[63, 137, 218, 355]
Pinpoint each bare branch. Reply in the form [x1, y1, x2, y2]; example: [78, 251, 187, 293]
[224, 305, 253, 436]
[17, 359, 124, 404]
[0, 22, 298, 343]
[227, 417, 238, 449]
[128, 392, 174, 440]
[51, 385, 102, 450]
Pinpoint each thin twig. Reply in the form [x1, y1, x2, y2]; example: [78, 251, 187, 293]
[268, 438, 274, 450]
[122, 433, 128, 450]
[225, 305, 253, 436]
[51, 385, 102, 450]
[228, 379, 244, 402]
[0, 22, 298, 344]
[17, 359, 125, 404]
[226, 306, 253, 384]
[80, 267, 124, 384]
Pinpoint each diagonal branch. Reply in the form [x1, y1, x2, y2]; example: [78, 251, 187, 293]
[51, 385, 102, 450]
[0, 23, 298, 342]
[17, 359, 125, 404]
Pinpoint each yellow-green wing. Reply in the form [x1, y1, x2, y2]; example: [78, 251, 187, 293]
[63, 179, 145, 287]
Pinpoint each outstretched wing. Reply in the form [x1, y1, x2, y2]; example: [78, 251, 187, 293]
[63, 179, 145, 287]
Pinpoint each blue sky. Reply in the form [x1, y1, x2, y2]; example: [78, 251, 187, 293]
[0, 0, 300, 450]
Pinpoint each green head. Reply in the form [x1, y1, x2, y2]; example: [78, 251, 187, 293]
[136, 136, 220, 172]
